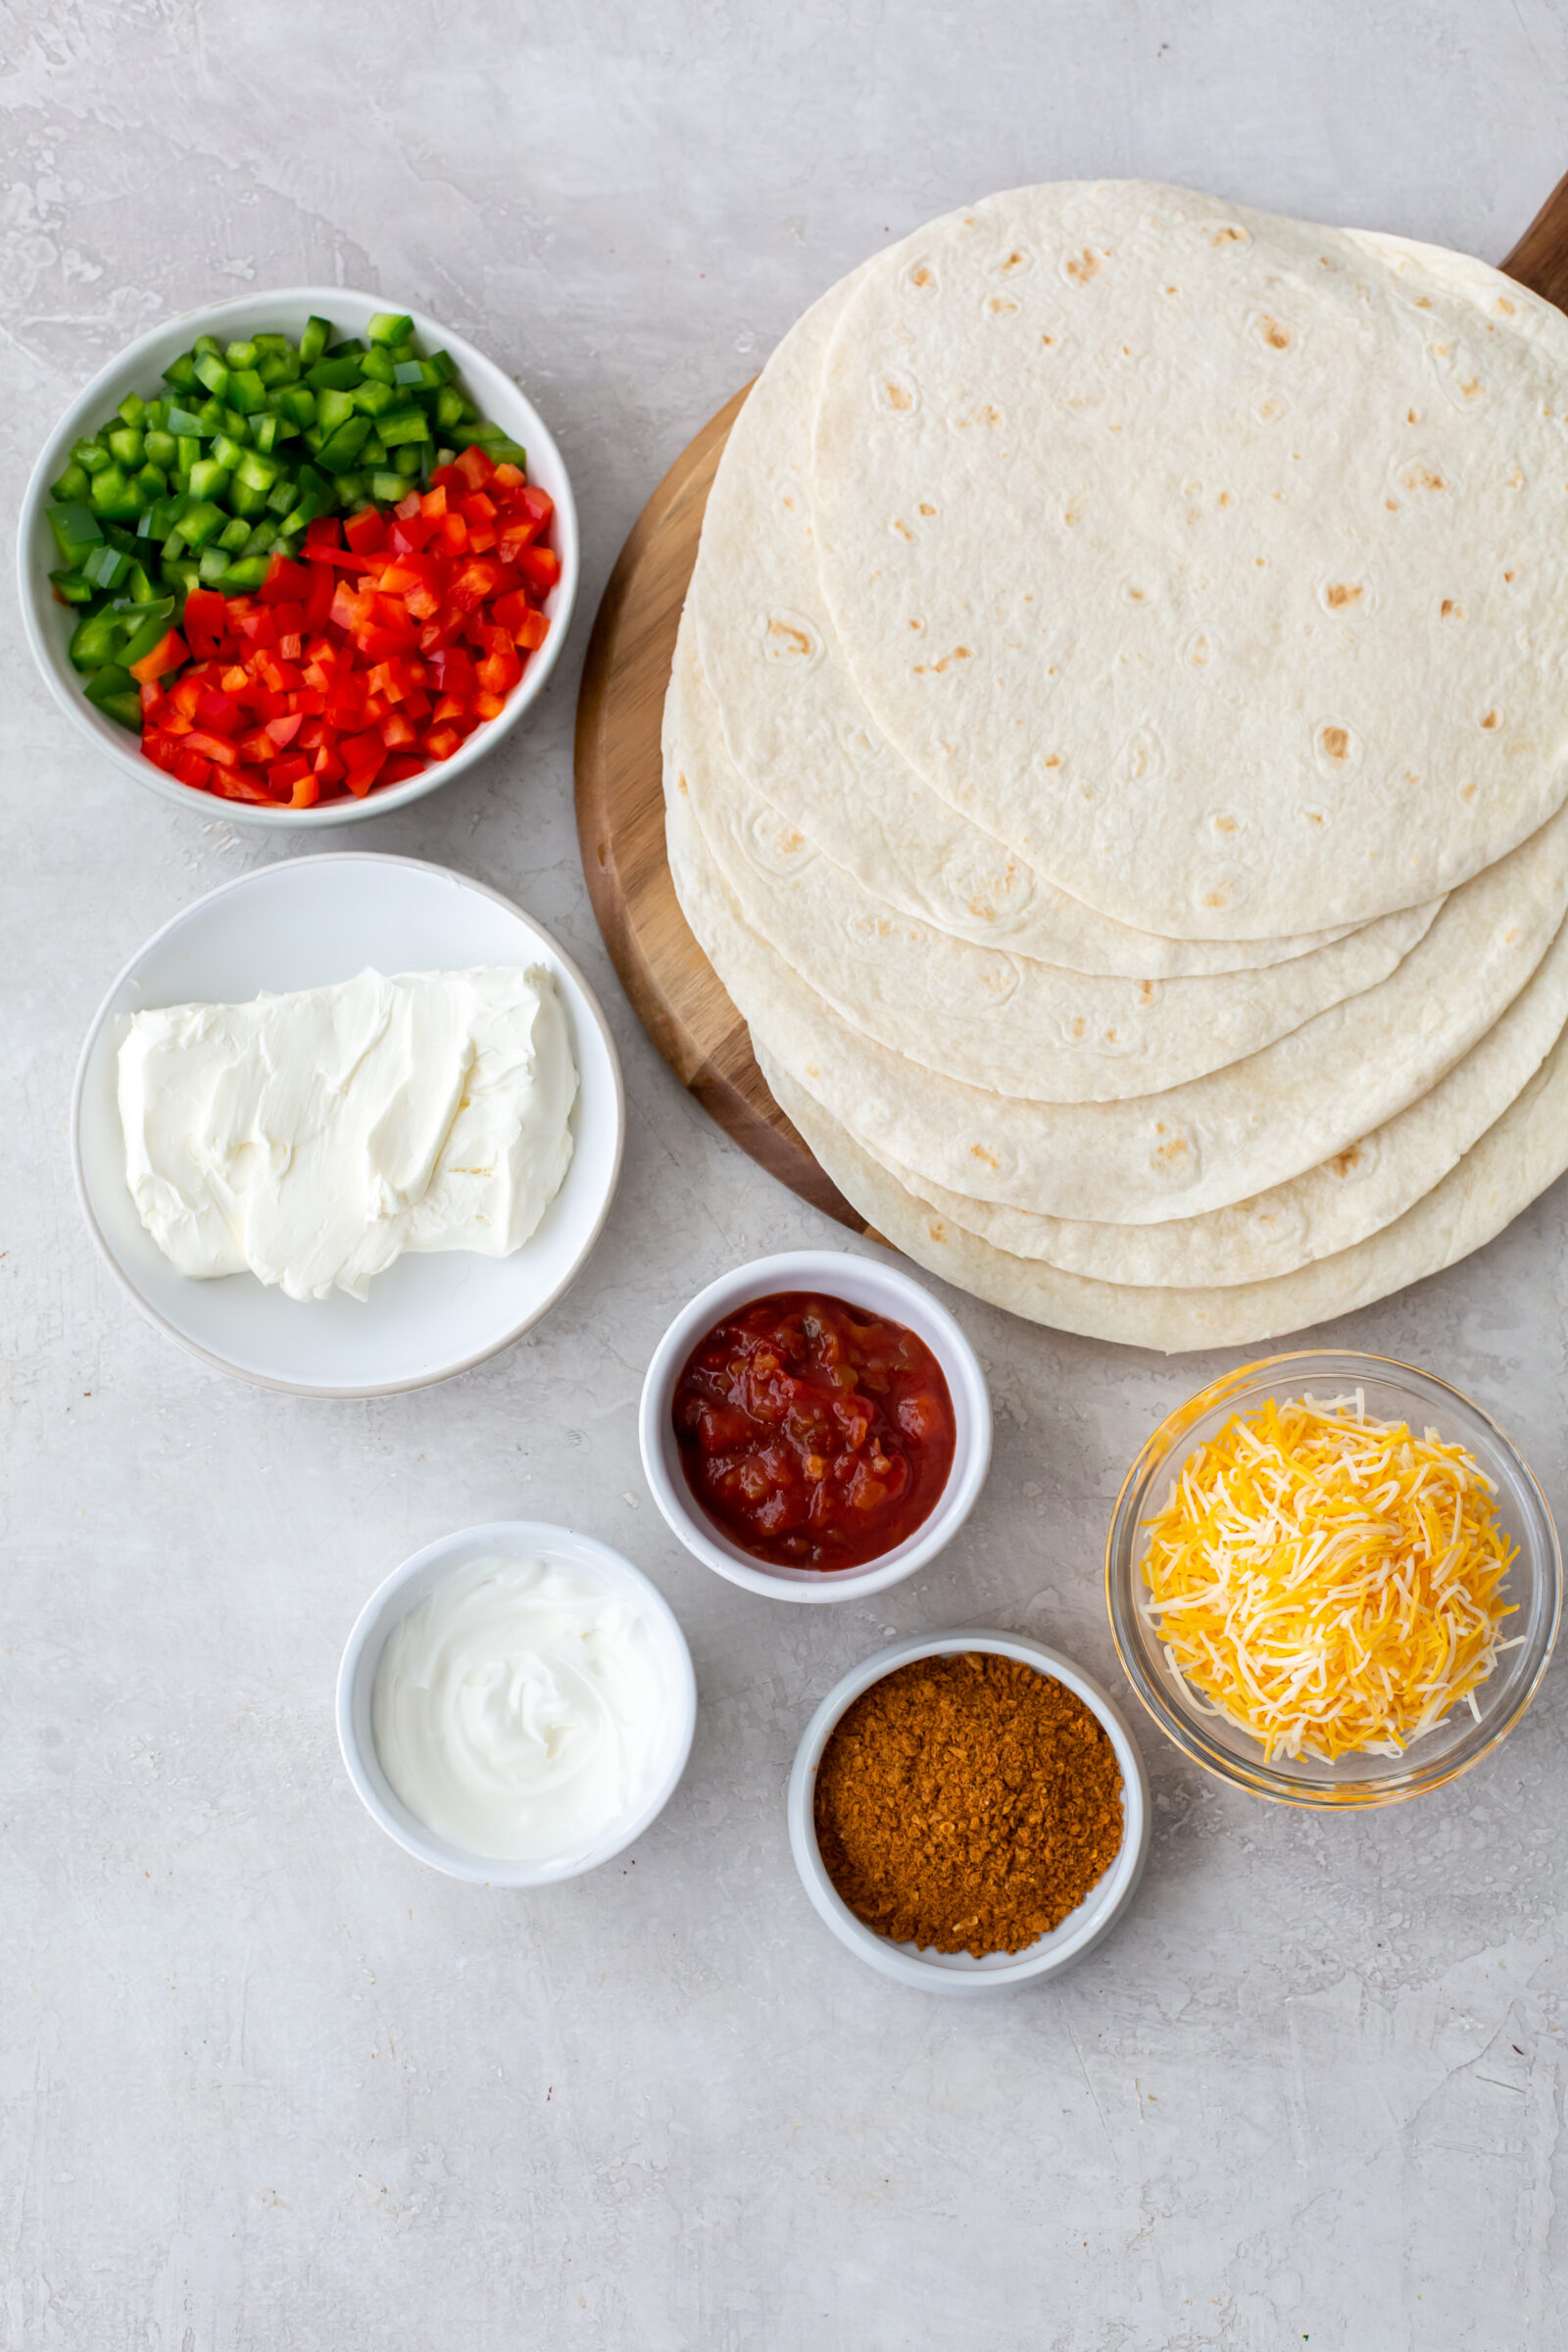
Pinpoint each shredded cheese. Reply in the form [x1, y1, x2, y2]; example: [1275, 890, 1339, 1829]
[1140, 1391, 1518, 1761]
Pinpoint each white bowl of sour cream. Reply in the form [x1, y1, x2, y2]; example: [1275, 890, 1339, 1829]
[336, 1521, 697, 1885]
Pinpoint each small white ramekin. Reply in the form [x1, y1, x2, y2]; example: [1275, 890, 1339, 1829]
[336, 1521, 696, 1886]
[638, 1249, 992, 1602]
[18, 286, 577, 828]
[788, 1631, 1151, 1992]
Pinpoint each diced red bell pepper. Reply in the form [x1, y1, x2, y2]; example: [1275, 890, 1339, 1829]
[259, 555, 313, 606]
[344, 509, 388, 556]
[516, 545, 561, 595]
[181, 589, 230, 659]
[184, 727, 240, 767]
[423, 725, 464, 760]
[173, 748, 213, 792]
[129, 628, 189, 685]
[454, 445, 495, 492]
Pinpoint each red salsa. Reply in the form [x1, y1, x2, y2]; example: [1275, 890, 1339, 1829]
[671, 1291, 956, 1570]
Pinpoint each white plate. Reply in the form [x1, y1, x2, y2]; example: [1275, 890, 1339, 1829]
[71, 854, 624, 1396]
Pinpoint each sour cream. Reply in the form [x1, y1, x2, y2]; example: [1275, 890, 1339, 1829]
[118, 966, 576, 1301]
[370, 1556, 674, 1862]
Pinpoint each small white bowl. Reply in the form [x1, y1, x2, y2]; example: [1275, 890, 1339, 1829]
[789, 1631, 1151, 1991]
[336, 1521, 697, 1886]
[18, 285, 578, 828]
[71, 852, 623, 1396]
[638, 1249, 992, 1603]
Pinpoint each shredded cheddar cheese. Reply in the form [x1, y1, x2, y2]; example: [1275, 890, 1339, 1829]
[1140, 1392, 1518, 1761]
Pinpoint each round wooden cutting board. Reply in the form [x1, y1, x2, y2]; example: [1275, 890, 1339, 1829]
[573, 178, 1568, 1234]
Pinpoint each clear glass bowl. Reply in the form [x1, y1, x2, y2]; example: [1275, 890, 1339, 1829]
[1105, 1350, 1561, 1808]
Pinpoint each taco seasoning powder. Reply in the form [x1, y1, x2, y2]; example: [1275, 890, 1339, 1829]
[812, 1651, 1124, 1955]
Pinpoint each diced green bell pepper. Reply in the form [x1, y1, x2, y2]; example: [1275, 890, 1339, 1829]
[317, 414, 371, 471]
[187, 458, 230, 503]
[117, 599, 176, 666]
[227, 368, 267, 415]
[163, 352, 199, 391]
[192, 350, 230, 399]
[299, 317, 331, 365]
[368, 312, 416, 346]
[69, 607, 126, 670]
[378, 406, 430, 448]
[50, 460, 92, 504]
[179, 499, 226, 549]
[307, 355, 364, 392]
[83, 663, 142, 729]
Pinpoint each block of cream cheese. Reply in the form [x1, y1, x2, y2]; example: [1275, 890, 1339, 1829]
[118, 966, 577, 1301]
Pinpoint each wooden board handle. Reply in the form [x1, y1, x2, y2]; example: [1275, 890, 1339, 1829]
[1500, 169, 1568, 310]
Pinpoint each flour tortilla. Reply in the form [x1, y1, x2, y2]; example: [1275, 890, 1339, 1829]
[843, 904, 1568, 1284]
[809, 182, 1568, 938]
[670, 619, 1438, 1102]
[690, 269, 1367, 980]
[761, 1050, 1568, 1353]
[666, 778, 1568, 1222]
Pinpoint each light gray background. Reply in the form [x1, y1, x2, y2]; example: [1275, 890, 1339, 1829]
[5, 4, 1568, 2346]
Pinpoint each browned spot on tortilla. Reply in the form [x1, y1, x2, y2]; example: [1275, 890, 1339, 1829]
[884, 379, 912, 411]
[1325, 583, 1362, 609]
[1164, 284, 1178, 295]
[892, 518, 911, 539]
[930, 647, 972, 674]
[987, 296, 1018, 316]
[1386, 498, 1399, 511]
[1213, 814, 1237, 833]
[1441, 599, 1462, 618]
[1320, 725, 1350, 761]
[1044, 754, 1062, 769]
[1260, 315, 1292, 350]
[676, 772, 688, 796]
[1404, 465, 1445, 490]
[1256, 557, 1266, 567]
[1152, 1130, 1191, 1168]
[1041, 334, 1054, 347]
[1002, 251, 1025, 271]
[1459, 377, 1482, 401]
[911, 266, 931, 286]
[969, 1144, 1000, 1169]
[1202, 891, 1228, 907]
[1407, 409, 1419, 423]
[767, 618, 811, 658]
[1497, 294, 1515, 314]
[1503, 925, 1520, 944]
[1306, 809, 1325, 826]
[927, 1219, 947, 1243]
[1415, 296, 1432, 309]
[1068, 1015, 1086, 1039]
[1128, 586, 1146, 601]
[1481, 709, 1501, 729]
[1212, 225, 1245, 245]
[780, 828, 804, 853]
[1138, 980, 1155, 1004]
[1460, 781, 1479, 802]
[1330, 1145, 1363, 1178]
[1218, 490, 1234, 507]
[919, 502, 935, 515]
[1504, 570, 1515, 583]
[1064, 247, 1101, 283]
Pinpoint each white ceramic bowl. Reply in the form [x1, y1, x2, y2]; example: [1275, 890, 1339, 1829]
[789, 1631, 1151, 1991]
[638, 1249, 992, 1602]
[19, 285, 578, 828]
[336, 1521, 697, 1886]
[71, 852, 623, 1396]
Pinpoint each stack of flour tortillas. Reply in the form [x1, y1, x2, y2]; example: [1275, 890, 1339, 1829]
[663, 181, 1568, 1349]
